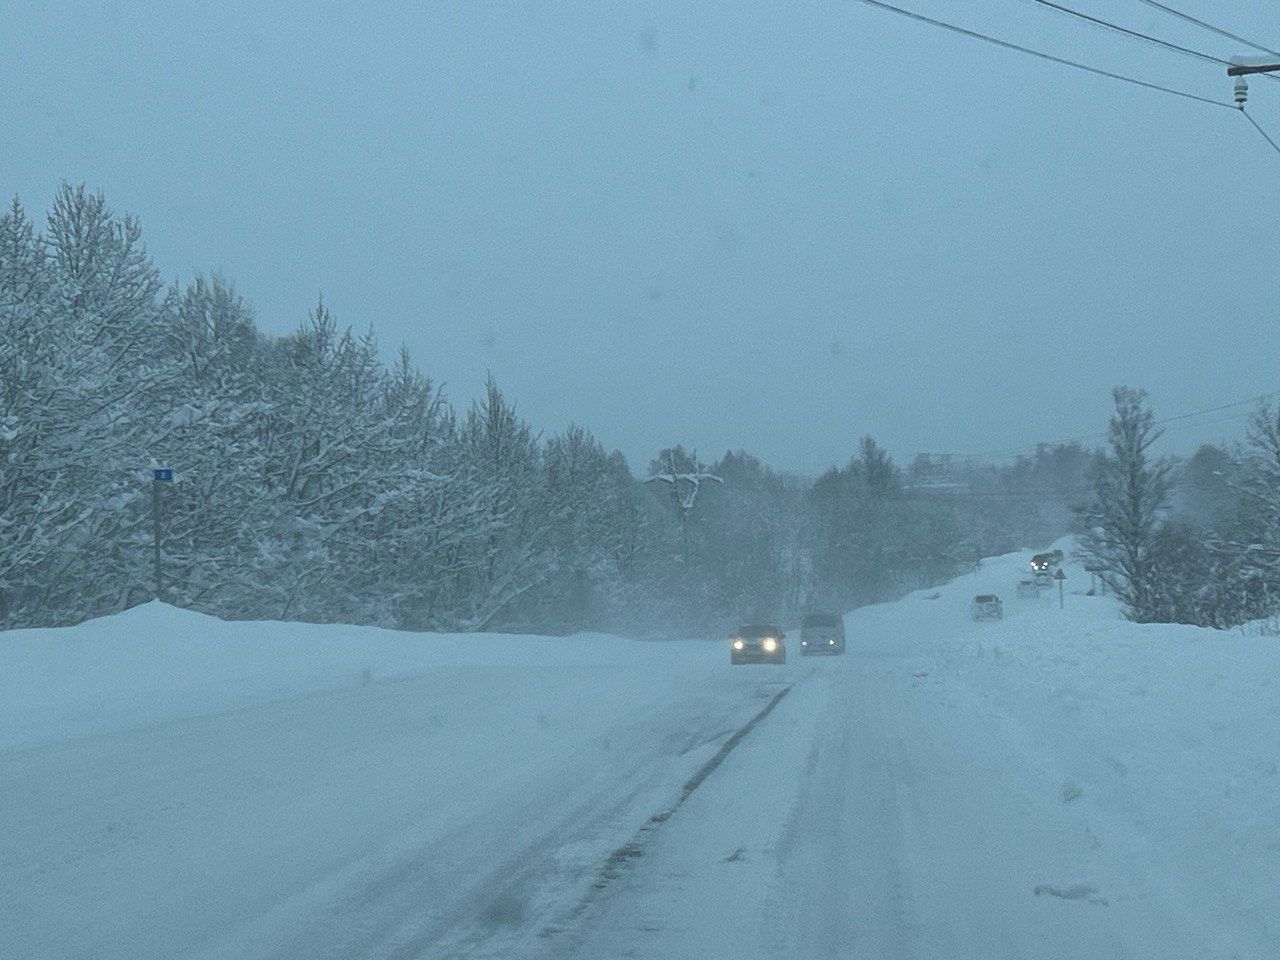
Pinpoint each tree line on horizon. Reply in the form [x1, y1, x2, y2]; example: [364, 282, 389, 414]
[8, 185, 1263, 636]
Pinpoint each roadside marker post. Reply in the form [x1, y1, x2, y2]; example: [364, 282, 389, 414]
[1054, 568, 1066, 610]
[1083, 563, 1111, 596]
[152, 468, 174, 600]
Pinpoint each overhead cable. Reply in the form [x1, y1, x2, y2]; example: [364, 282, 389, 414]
[1133, 0, 1280, 59]
[855, 0, 1237, 109]
[1025, 0, 1232, 68]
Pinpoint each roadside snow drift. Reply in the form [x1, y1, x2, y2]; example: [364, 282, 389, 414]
[4, 542, 1279, 959]
[0, 603, 718, 752]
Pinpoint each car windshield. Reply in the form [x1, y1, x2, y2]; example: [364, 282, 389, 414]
[5, 3, 1277, 958]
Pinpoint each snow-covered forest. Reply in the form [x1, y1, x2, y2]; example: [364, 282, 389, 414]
[2, 186, 1276, 635]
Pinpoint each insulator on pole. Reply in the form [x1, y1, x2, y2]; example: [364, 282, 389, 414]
[1235, 76, 1249, 106]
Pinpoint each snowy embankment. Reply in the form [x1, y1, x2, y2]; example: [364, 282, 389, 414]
[0, 604, 707, 752]
[1, 606, 782, 960]
[897, 550, 1280, 957]
[5, 546, 1280, 959]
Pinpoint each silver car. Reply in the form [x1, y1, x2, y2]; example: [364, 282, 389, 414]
[971, 595, 1003, 621]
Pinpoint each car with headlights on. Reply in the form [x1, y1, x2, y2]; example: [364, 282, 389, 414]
[1030, 549, 1063, 585]
[799, 612, 845, 655]
[730, 623, 786, 665]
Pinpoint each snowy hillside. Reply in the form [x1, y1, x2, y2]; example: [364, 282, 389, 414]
[5, 543, 1279, 959]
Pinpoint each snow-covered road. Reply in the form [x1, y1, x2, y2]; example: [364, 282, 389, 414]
[560, 637, 1127, 960]
[5, 544, 1279, 959]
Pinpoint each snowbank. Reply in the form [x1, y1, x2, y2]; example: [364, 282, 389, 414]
[0, 601, 676, 752]
[861, 539, 1280, 956]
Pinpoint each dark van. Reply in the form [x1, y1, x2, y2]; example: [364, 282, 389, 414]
[800, 612, 845, 655]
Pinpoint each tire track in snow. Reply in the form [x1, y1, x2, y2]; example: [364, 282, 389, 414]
[533, 683, 794, 952]
[358, 683, 793, 960]
[762, 666, 917, 960]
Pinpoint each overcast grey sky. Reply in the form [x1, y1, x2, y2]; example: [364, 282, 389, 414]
[4, 0, 1277, 474]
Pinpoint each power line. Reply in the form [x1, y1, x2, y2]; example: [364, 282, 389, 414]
[1024, 0, 1232, 68]
[1159, 409, 1257, 434]
[853, 0, 1237, 109]
[1132, 0, 1280, 59]
[919, 391, 1280, 463]
[1158, 392, 1277, 424]
[844, 2, 1277, 458]
[1241, 108, 1280, 157]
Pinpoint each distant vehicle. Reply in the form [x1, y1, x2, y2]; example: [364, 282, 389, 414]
[1016, 580, 1039, 599]
[730, 623, 787, 665]
[799, 612, 845, 655]
[1030, 549, 1063, 585]
[971, 595, 1003, 621]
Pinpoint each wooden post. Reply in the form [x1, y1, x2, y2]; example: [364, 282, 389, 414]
[152, 477, 163, 600]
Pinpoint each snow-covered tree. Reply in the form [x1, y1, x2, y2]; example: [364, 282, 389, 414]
[1079, 387, 1171, 622]
[350, 349, 496, 629]
[0, 197, 61, 623]
[1174, 444, 1239, 523]
[1240, 403, 1280, 543]
[1200, 402, 1280, 623]
[808, 436, 925, 608]
[1, 186, 173, 625]
[457, 375, 550, 628]
[146, 275, 267, 610]
[530, 424, 627, 631]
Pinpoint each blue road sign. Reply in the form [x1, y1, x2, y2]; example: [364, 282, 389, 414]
[153, 468, 174, 483]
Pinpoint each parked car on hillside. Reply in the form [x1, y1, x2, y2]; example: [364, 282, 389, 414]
[971, 595, 1003, 621]
[799, 612, 845, 655]
[730, 623, 787, 665]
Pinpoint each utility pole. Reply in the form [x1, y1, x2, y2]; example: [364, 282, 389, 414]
[1227, 61, 1280, 78]
[1227, 58, 1280, 104]
[644, 451, 723, 563]
[152, 468, 173, 600]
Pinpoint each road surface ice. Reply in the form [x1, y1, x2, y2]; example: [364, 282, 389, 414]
[4, 542, 1279, 958]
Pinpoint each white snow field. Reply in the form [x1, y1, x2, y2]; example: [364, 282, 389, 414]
[4, 543, 1279, 959]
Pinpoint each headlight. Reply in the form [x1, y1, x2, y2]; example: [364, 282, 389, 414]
[762, 638, 777, 652]
[732, 639, 745, 650]
[828, 638, 835, 645]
